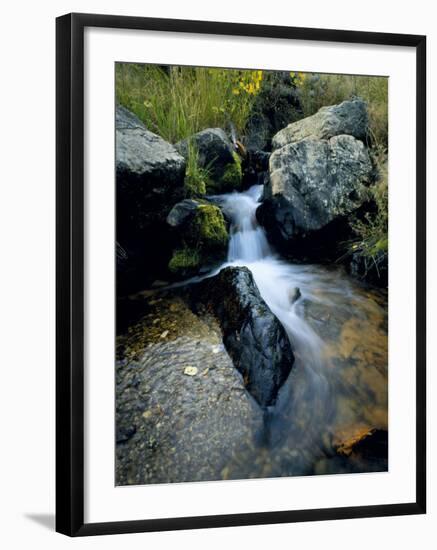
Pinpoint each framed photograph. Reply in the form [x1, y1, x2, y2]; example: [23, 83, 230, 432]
[56, 13, 426, 536]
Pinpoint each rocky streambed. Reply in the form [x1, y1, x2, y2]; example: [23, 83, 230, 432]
[116, 262, 388, 484]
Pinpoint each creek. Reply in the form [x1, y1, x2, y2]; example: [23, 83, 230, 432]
[211, 184, 388, 475]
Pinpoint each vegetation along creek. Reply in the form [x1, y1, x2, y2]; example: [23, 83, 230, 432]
[115, 66, 388, 485]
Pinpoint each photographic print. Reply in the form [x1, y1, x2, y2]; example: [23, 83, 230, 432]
[115, 64, 389, 486]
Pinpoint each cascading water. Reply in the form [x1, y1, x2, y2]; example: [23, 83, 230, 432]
[213, 185, 388, 476]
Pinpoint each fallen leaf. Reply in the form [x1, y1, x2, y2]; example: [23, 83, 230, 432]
[184, 366, 198, 376]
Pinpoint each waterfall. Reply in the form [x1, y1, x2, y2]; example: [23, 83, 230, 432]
[217, 185, 324, 361]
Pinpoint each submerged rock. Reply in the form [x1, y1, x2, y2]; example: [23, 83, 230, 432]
[116, 105, 186, 292]
[272, 98, 369, 150]
[257, 134, 373, 259]
[193, 266, 294, 407]
[176, 128, 242, 193]
[116, 292, 264, 485]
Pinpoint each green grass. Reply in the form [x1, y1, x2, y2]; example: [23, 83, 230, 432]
[183, 142, 208, 198]
[348, 160, 388, 272]
[115, 64, 259, 143]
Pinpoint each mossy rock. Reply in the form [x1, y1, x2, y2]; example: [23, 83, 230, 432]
[206, 152, 242, 194]
[188, 205, 228, 249]
[177, 129, 243, 195]
[168, 203, 228, 277]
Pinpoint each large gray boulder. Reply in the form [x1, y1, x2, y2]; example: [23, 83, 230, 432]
[272, 98, 369, 150]
[257, 134, 373, 257]
[116, 105, 186, 292]
[176, 128, 242, 193]
[193, 266, 294, 407]
[116, 105, 186, 200]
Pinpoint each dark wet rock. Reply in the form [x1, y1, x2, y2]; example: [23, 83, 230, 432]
[288, 287, 301, 304]
[176, 128, 242, 193]
[192, 266, 294, 407]
[116, 105, 186, 293]
[116, 292, 264, 485]
[245, 72, 303, 152]
[272, 98, 369, 150]
[257, 135, 373, 259]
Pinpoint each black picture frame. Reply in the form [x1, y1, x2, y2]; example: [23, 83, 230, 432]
[56, 12, 426, 537]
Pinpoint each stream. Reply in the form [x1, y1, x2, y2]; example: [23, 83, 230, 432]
[212, 184, 388, 476]
[116, 185, 388, 484]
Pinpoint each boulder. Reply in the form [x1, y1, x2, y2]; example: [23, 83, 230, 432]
[193, 266, 294, 407]
[116, 105, 186, 216]
[257, 135, 373, 258]
[272, 98, 369, 150]
[116, 105, 186, 293]
[176, 128, 242, 193]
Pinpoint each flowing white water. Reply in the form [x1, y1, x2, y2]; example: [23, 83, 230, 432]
[217, 185, 326, 373]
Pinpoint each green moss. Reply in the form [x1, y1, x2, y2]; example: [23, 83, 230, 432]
[204, 152, 242, 194]
[189, 204, 228, 249]
[168, 203, 228, 277]
[168, 247, 200, 274]
[219, 152, 242, 192]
